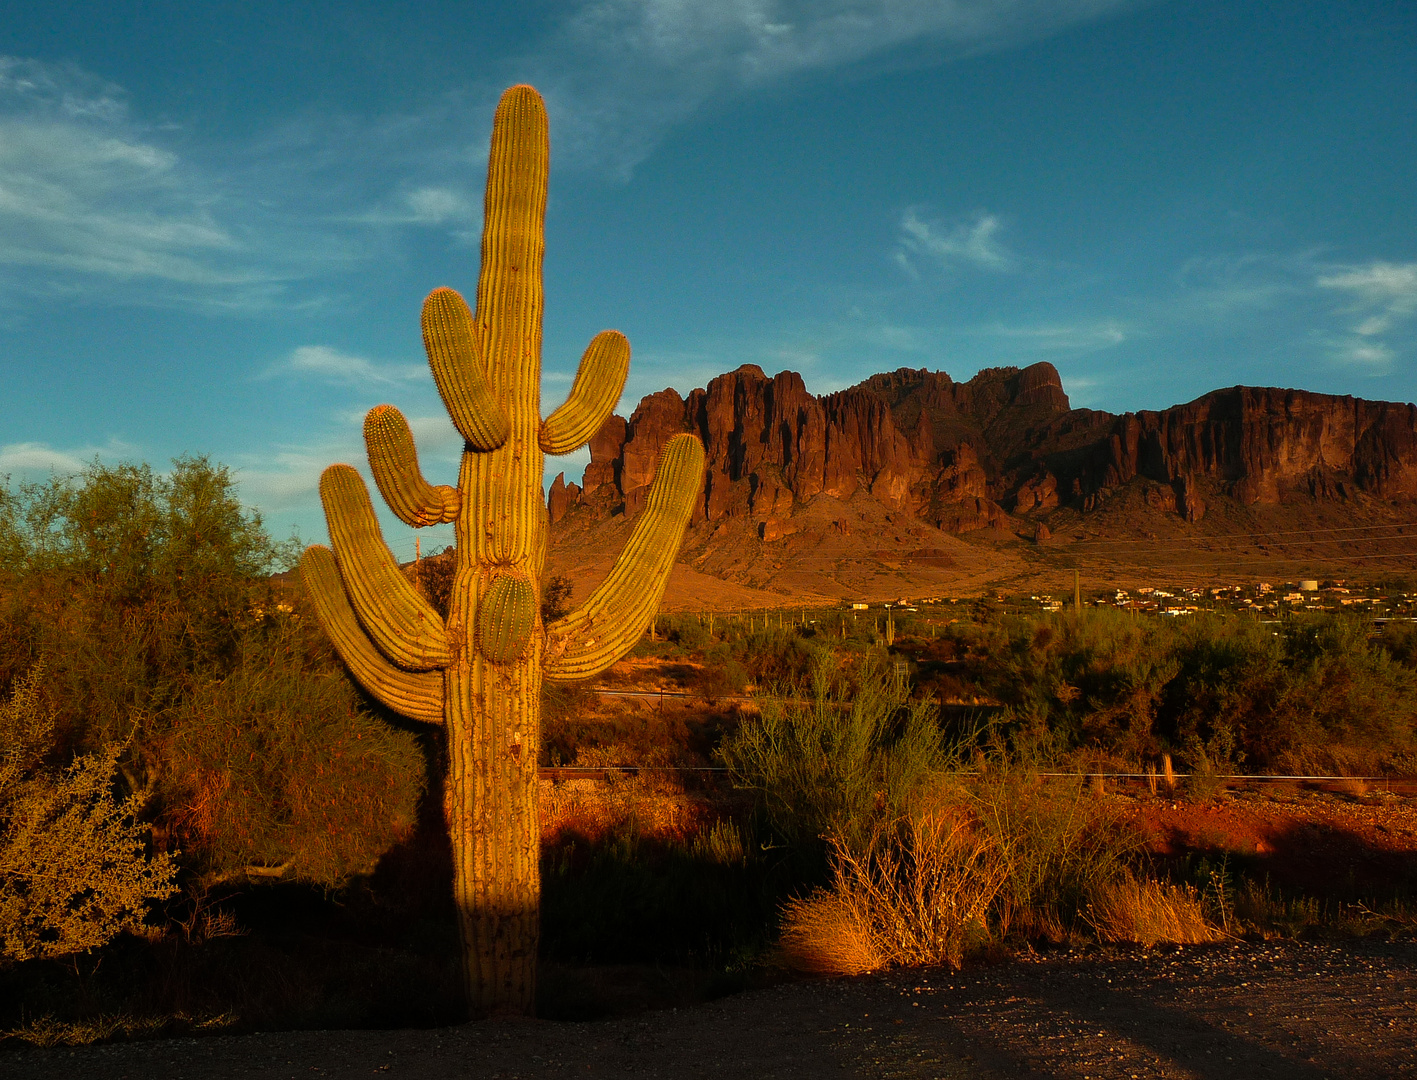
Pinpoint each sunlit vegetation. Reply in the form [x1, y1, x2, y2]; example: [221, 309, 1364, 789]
[2, 467, 1416, 1043]
[0, 460, 426, 891]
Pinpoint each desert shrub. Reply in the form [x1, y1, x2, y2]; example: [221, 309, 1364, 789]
[1084, 873, 1220, 946]
[719, 652, 950, 855]
[664, 616, 710, 652]
[541, 573, 572, 622]
[1379, 619, 1417, 668]
[778, 811, 1003, 975]
[960, 608, 1179, 762]
[969, 766, 1141, 938]
[1162, 614, 1417, 772]
[697, 658, 748, 702]
[159, 634, 424, 883]
[0, 460, 425, 887]
[0, 665, 177, 962]
[725, 627, 823, 686]
[936, 607, 1417, 774]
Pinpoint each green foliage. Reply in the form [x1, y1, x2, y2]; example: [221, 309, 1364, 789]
[935, 608, 1417, 773]
[540, 573, 573, 623]
[158, 627, 425, 883]
[0, 459, 424, 888]
[968, 765, 1140, 936]
[719, 653, 951, 855]
[0, 665, 177, 962]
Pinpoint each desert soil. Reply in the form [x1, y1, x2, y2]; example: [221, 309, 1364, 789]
[7, 939, 1416, 1079]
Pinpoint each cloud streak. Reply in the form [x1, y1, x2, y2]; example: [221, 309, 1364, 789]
[0, 57, 484, 311]
[895, 208, 1011, 275]
[0, 436, 141, 478]
[1317, 260, 1417, 369]
[268, 345, 428, 388]
[530, 0, 1140, 175]
[0, 57, 287, 301]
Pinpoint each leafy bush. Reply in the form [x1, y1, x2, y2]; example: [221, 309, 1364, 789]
[0, 665, 177, 962]
[969, 765, 1141, 938]
[934, 609, 1417, 774]
[0, 459, 425, 887]
[778, 812, 1003, 975]
[719, 653, 951, 855]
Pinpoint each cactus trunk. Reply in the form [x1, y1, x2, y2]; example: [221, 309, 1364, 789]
[444, 640, 543, 1013]
[298, 85, 704, 1017]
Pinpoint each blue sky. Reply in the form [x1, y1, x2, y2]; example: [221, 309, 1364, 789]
[0, 0, 1413, 558]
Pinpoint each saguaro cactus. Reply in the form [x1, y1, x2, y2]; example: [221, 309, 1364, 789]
[298, 85, 704, 1016]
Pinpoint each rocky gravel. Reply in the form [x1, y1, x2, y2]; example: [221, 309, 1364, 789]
[7, 939, 1415, 1079]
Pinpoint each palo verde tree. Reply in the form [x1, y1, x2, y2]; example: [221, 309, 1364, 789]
[299, 85, 704, 1016]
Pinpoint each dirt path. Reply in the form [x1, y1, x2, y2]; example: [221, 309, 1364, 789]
[8, 940, 1415, 1079]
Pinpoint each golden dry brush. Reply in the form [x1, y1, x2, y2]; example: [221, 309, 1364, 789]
[297, 85, 704, 1016]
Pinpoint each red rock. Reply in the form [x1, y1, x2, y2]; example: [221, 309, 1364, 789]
[566, 366, 1417, 538]
[546, 472, 581, 524]
[583, 415, 627, 494]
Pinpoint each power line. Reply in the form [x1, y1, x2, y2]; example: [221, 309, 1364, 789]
[1063, 521, 1417, 547]
[1073, 549, 1417, 569]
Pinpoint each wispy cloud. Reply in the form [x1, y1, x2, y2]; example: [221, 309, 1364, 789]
[980, 319, 1128, 352]
[1171, 251, 1315, 314]
[895, 208, 1011, 276]
[530, 0, 1140, 175]
[347, 185, 480, 232]
[1317, 261, 1417, 369]
[0, 436, 140, 477]
[268, 345, 428, 388]
[0, 57, 490, 311]
[0, 57, 290, 303]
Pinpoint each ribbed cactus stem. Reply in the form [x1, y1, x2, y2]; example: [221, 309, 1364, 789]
[299, 545, 445, 724]
[540, 331, 630, 454]
[422, 289, 511, 451]
[545, 434, 704, 681]
[300, 84, 702, 1018]
[477, 571, 536, 664]
[319, 464, 451, 671]
[364, 404, 461, 527]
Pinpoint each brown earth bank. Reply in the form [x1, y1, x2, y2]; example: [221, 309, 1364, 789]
[7, 940, 1415, 1079]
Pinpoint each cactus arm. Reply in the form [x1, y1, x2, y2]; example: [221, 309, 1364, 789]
[422, 288, 511, 451]
[544, 433, 704, 681]
[540, 330, 630, 455]
[299, 545, 445, 724]
[320, 464, 452, 671]
[364, 404, 461, 527]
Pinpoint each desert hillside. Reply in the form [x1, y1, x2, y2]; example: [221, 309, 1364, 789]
[547, 363, 1417, 606]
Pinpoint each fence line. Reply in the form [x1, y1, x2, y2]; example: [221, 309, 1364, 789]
[538, 766, 1412, 783]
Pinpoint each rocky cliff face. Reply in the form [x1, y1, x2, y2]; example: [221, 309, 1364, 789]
[547, 364, 1417, 535]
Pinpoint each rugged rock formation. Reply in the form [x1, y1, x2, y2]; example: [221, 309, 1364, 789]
[1072, 388, 1417, 510]
[553, 363, 1417, 536]
[547, 472, 581, 524]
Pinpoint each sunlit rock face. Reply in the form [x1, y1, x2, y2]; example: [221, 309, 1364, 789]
[557, 360, 1417, 534]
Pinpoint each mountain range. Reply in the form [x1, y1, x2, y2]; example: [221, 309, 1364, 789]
[545, 363, 1417, 607]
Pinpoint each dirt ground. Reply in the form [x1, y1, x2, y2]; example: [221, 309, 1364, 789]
[7, 939, 1415, 1079]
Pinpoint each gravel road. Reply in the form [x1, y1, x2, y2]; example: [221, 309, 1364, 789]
[8, 940, 1415, 1079]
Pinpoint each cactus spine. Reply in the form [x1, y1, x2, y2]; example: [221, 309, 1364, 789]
[298, 85, 704, 1016]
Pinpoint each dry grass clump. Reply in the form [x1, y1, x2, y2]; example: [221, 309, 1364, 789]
[540, 745, 709, 845]
[1085, 874, 1223, 946]
[972, 769, 1140, 940]
[778, 812, 1004, 976]
[777, 891, 882, 976]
